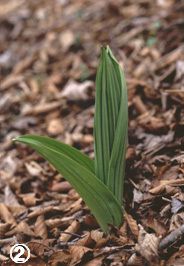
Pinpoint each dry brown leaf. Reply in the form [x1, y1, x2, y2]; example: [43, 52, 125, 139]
[149, 184, 179, 195]
[48, 250, 71, 265]
[139, 116, 168, 133]
[146, 217, 167, 236]
[34, 214, 48, 239]
[59, 79, 94, 101]
[83, 255, 106, 266]
[5, 221, 34, 237]
[0, 223, 10, 239]
[20, 193, 40, 207]
[12, 56, 35, 75]
[27, 240, 54, 257]
[127, 253, 143, 266]
[69, 245, 93, 265]
[27, 206, 53, 219]
[0, 203, 17, 227]
[77, 230, 103, 247]
[84, 214, 99, 229]
[50, 181, 72, 192]
[170, 212, 184, 231]
[166, 244, 184, 266]
[0, 254, 9, 262]
[65, 197, 83, 215]
[124, 210, 138, 240]
[25, 161, 44, 177]
[137, 224, 160, 264]
[22, 101, 63, 116]
[0, 74, 24, 91]
[59, 220, 80, 242]
[8, 205, 27, 217]
[160, 179, 184, 186]
[45, 216, 74, 229]
[47, 118, 64, 135]
[59, 30, 75, 50]
[4, 186, 20, 207]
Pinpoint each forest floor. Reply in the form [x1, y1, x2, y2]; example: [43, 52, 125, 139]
[0, 0, 184, 265]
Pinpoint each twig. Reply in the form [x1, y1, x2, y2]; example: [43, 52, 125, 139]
[159, 224, 184, 251]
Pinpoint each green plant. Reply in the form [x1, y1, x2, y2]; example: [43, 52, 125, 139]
[13, 46, 128, 234]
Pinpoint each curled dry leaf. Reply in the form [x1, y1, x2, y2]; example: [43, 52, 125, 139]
[5, 221, 34, 237]
[8, 205, 27, 217]
[59, 30, 75, 51]
[27, 206, 53, 219]
[0, 203, 17, 227]
[4, 186, 20, 207]
[50, 181, 72, 192]
[45, 217, 74, 229]
[137, 224, 160, 263]
[146, 217, 167, 236]
[34, 214, 48, 239]
[149, 184, 180, 195]
[48, 250, 71, 265]
[77, 230, 103, 247]
[65, 197, 83, 216]
[20, 193, 41, 207]
[84, 214, 99, 229]
[59, 79, 94, 101]
[0, 254, 9, 262]
[124, 210, 138, 240]
[166, 244, 184, 266]
[27, 240, 54, 257]
[127, 252, 143, 266]
[59, 219, 80, 242]
[69, 245, 93, 265]
[108, 224, 128, 246]
[83, 256, 106, 266]
[47, 118, 64, 136]
[0, 223, 10, 239]
[22, 100, 62, 116]
[25, 161, 44, 177]
[170, 212, 184, 231]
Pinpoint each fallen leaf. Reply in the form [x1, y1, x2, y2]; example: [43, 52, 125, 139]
[25, 161, 44, 177]
[50, 181, 72, 192]
[137, 224, 160, 264]
[47, 118, 64, 135]
[60, 30, 75, 51]
[59, 79, 94, 101]
[48, 250, 71, 265]
[34, 214, 48, 239]
[4, 186, 20, 207]
[59, 220, 80, 242]
[77, 230, 103, 247]
[146, 217, 167, 236]
[170, 212, 184, 231]
[124, 210, 139, 240]
[0, 223, 10, 239]
[69, 245, 93, 265]
[0, 203, 17, 227]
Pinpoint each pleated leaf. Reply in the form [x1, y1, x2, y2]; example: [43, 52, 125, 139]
[13, 135, 123, 234]
[94, 46, 128, 203]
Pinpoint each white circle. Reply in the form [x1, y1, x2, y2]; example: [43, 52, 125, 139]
[10, 244, 30, 263]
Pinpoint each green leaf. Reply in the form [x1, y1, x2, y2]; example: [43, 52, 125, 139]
[94, 46, 128, 203]
[13, 135, 123, 234]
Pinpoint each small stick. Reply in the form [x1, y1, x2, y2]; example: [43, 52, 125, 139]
[159, 224, 184, 251]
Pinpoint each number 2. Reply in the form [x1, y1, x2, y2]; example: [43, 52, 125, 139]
[13, 246, 25, 262]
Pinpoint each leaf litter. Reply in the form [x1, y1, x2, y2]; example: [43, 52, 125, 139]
[0, 0, 184, 265]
